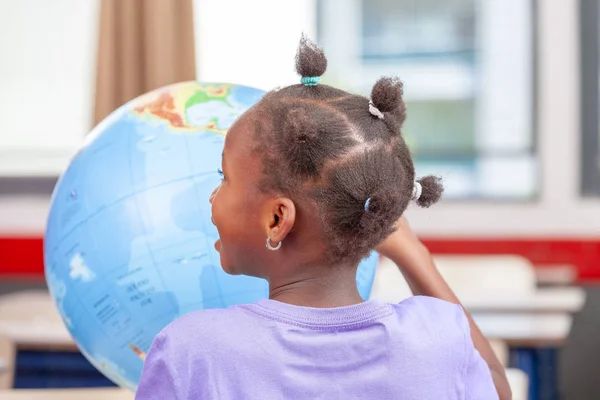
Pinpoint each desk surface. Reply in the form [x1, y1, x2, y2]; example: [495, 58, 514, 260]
[0, 290, 75, 350]
[460, 287, 586, 313]
[371, 257, 586, 314]
[0, 388, 133, 400]
[471, 312, 572, 346]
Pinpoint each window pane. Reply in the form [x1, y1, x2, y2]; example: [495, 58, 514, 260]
[317, 0, 536, 200]
[580, 0, 600, 196]
[362, 0, 475, 60]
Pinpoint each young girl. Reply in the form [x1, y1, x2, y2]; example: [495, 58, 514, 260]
[135, 37, 510, 400]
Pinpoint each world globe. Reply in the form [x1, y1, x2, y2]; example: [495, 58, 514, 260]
[44, 81, 380, 390]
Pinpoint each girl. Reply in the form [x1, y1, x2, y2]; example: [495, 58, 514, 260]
[135, 37, 510, 400]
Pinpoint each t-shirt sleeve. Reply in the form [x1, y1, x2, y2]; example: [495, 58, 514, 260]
[135, 332, 181, 400]
[456, 305, 500, 400]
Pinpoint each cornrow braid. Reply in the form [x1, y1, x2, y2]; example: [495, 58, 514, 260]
[251, 35, 443, 263]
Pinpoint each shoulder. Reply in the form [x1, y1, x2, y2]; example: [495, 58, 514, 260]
[389, 297, 498, 398]
[388, 296, 470, 350]
[138, 307, 249, 399]
[392, 295, 468, 328]
[143, 306, 256, 379]
[158, 305, 251, 346]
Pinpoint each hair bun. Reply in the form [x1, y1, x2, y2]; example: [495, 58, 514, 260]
[370, 76, 404, 113]
[415, 176, 444, 208]
[295, 34, 327, 78]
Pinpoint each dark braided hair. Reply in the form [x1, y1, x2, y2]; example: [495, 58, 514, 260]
[251, 35, 443, 264]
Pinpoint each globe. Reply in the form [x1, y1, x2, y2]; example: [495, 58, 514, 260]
[44, 81, 380, 390]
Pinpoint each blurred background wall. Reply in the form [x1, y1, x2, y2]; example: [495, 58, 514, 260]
[1, 0, 598, 279]
[0, 1, 599, 398]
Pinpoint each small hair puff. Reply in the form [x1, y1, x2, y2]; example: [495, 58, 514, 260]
[286, 108, 319, 144]
[295, 34, 327, 79]
[415, 176, 444, 208]
[371, 76, 404, 113]
[277, 106, 353, 178]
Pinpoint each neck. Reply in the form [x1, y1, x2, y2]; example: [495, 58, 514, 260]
[267, 264, 364, 308]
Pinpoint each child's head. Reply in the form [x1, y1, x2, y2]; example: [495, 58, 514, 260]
[210, 36, 442, 280]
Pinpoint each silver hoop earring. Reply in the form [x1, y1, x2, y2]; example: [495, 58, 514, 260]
[266, 237, 282, 251]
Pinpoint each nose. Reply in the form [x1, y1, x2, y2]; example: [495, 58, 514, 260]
[209, 186, 218, 204]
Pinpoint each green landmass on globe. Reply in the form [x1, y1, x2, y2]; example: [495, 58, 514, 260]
[133, 83, 234, 134]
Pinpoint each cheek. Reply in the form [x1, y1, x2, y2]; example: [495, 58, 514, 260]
[211, 186, 241, 234]
[211, 184, 263, 244]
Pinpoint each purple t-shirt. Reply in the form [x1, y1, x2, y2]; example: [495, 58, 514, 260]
[135, 296, 498, 399]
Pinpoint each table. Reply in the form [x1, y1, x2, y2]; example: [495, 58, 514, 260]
[460, 287, 586, 314]
[534, 264, 577, 286]
[0, 387, 133, 399]
[471, 312, 572, 347]
[371, 257, 586, 314]
[0, 290, 75, 351]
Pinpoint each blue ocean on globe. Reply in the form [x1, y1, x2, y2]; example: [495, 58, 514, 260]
[43, 81, 380, 390]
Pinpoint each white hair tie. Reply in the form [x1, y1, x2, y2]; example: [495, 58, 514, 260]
[368, 101, 384, 119]
[412, 181, 422, 201]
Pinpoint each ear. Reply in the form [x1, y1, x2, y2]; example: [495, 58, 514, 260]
[265, 197, 296, 244]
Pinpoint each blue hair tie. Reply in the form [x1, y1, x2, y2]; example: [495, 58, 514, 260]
[300, 76, 320, 86]
[364, 197, 372, 212]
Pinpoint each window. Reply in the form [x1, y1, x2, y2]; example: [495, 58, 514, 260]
[317, 0, 536, 200]
[580, 0, 600, 196]
[0, 0, 99, 176]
